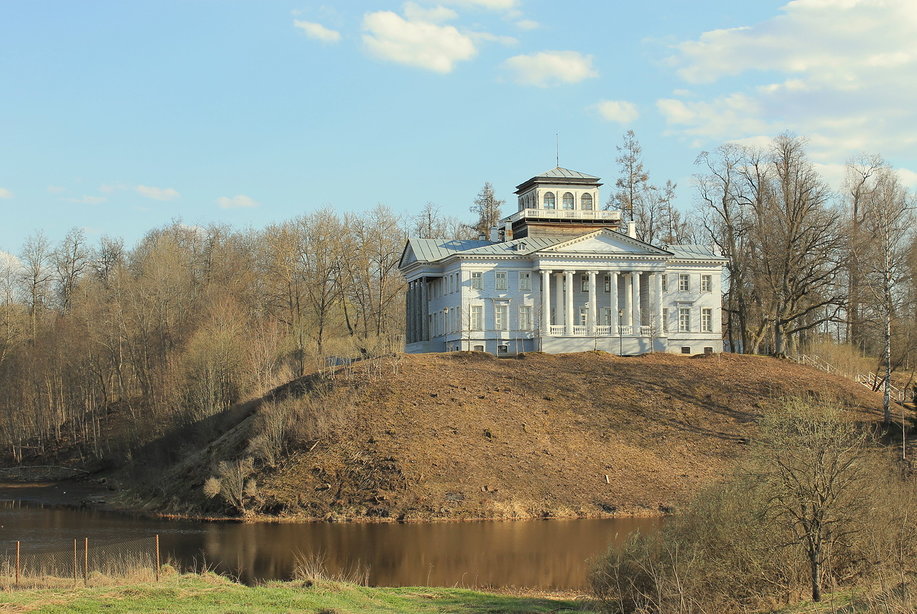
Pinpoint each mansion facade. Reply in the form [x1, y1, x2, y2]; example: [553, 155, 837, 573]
[398, 167, 727, 355]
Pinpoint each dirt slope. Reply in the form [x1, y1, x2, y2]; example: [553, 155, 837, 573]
[142, 351, 896, 521]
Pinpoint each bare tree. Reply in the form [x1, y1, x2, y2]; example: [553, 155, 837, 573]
[470, 182, 504, 238]
[755, 399, 872, 603]
[856, 166, 914, 424]
[696, 145, 753, 353]
[54, 227, 90, 312]
[608, 130, 650, 225]
[18, 231, 54, 341]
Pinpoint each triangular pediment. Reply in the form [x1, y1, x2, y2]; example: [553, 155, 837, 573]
[398, 241, 417, 268]
[536, 229, 671, 256]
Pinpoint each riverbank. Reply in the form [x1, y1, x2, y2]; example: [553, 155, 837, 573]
[0, 573, 594, 613]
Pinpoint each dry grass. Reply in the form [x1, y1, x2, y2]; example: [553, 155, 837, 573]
[150, 350, 897, 523]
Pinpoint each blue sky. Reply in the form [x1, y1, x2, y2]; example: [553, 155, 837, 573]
[2, 0, 916, 253]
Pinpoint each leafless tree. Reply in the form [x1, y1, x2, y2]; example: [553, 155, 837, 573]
[470, 182, 504, 238]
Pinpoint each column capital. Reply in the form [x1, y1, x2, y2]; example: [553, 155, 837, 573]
[539, 269, 553, 275]
[588, 270, 600, 276]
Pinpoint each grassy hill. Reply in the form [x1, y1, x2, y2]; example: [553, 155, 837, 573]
[120, 351, 902, 522]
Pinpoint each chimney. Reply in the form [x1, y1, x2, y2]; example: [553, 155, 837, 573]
[504, 221, 513, 241]
[489, 226, 500, 242]
[627, 221, 637, 238]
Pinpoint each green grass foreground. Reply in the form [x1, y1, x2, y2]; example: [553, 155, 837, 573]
[0, 573, 595, 613]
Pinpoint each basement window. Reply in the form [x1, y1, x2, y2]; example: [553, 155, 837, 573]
[681, 346, 691, 354]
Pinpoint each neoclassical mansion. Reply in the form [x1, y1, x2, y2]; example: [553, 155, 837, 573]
[399, 167, 727, 355]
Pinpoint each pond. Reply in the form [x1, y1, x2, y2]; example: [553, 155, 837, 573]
[0, 496, 660, 589]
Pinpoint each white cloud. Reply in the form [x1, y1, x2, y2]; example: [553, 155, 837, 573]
[64, 195, 107, 205]
[593, 100, 640, 124]
[661, 0, 917, 162]
[99, 183, 126, 193]
[216, 194, 260, 209]
[515, 19, 539, 30]
[362, 10, 477, 73]
[403, 2, 457, 24]
[46, 186, 65, 194]
[469, 31, 517, 45]
[502, 50, 597, 87]
[136, 185, 180, 201]
[293, 20, 342, 43]
[0, 188, 12, 199]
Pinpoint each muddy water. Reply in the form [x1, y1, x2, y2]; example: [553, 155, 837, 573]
[0, 499, 660, 589]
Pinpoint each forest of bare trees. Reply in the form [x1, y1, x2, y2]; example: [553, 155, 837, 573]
[693, 134, 916, 411]
[0, 206, 418, 464]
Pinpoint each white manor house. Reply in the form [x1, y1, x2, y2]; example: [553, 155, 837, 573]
[399, 167, 727, 355]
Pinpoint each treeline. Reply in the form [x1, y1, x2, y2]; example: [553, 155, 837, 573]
[0, 205, 449, 463]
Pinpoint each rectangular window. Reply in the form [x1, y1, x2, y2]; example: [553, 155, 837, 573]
[495, 272, 507, 291]
[701, 275, 712, 293]
[681, 346, 691, 354]
[661, 274, 668, 292]
[470, 305, 483, 331]
[604, 275, 611, 292]
[701, 308, 712, 332]
[581, 275, 589, 292]
[495, 304, 508, 331]
[519, 305, 532, 330]
[519, 272, 531, 291]
[679, 307, 691, 332]
[662, 308, 669, 333]
[579, 307, 588, 325]
[678, 274, 689, 292]
[603, 307, 612, 326]
[471, 272, 482, 290]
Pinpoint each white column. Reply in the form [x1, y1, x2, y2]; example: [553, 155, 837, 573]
[541, 270, 552, 335]
[564, 270, 574, 335]
[655, 272, 664, 335]
[632, 271, 641, 332]
[588, 271, 597, 335]
[608, 271, 620, 335]
[624, 273, 633, 328]
[553, 272, 564, 332]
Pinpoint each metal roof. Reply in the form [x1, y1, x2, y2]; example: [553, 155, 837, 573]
[668, 244, 727, 260]
[404, 237, 726, 265]
[406, 238, 491, 262]
[534, 167, 599, 180]
[459, 236, 563, 256]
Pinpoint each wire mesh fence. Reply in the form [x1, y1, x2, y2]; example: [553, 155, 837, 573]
[0, 534, 161, 589]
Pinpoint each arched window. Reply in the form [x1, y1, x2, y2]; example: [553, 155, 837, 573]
[543, 191, 555, 209]
[581, 192, 593, 210]
[563, 192, 574, 209]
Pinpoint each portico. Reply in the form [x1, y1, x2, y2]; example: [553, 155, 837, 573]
[539, 268, 666, 338]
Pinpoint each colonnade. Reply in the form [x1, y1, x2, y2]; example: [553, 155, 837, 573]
[539, 269, 665, 336]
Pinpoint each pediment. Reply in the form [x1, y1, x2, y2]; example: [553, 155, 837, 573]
[536, 229, 670, 256]
[398, 241, 417, 268]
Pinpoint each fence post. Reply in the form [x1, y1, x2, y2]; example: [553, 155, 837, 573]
[73, 539, 78, 585]
[15, 541, 19, 587]
[83, 537, 88, 586]
[155, 535, 160, 582]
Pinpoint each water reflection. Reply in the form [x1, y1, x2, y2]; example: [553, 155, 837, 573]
[0, 500, 660, 589]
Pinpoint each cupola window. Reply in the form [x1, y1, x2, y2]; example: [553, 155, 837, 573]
[581, 193, 593, 210]
[543, 192, 555, 209]
[563, 192, 574, 209]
